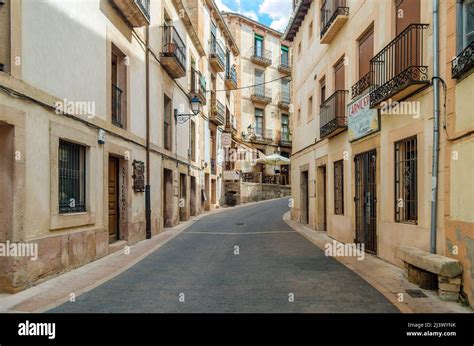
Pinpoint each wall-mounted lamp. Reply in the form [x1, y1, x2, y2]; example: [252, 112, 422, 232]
[174, 96, 202, 124]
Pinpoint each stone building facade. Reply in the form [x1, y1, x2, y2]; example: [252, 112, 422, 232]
[0, 0, 238, 292]
[285, 0, 474, 307]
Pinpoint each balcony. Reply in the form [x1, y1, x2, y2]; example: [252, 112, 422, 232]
[210, 92, 225, 125]
[225, 65, 238, 90]
[320, 0, 349, 44]
[111, 84, 124, 128]
[278, 54, 292, 75]
[251, 87, 272, 105]
[452, 42, 474, 79]
[250, 47, 272, 67]
[251, 129, 273, 144]
[190, 67, 206, 105]
[160, 25, 187, 79]
[277, 89, 291, 110]
[279, 138, 292, 147]
[209, 38, 226, 72]
[351, 72, 372, 99]
[370, 24, 430, 108]
[110, 0, 150, 27]
[320, 90, 348, 139]
[225, 113, 237, 134]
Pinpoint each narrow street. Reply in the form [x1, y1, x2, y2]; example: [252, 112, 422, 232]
[50, 199, 398, 313]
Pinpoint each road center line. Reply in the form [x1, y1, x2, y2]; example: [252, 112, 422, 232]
[184, 231, 296, 235]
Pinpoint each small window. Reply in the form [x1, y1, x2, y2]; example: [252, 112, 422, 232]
[334, 160, 344, 215]
[111, 44, 127, 129]
[298, 42, 302, 55]
[320, 77, 326, 103]
[308, 96, 313, 119]
[309, 20, 314, 40]
[164, 94, 172, 151]
[254, 33, 264, 57]
[395, 136, 418, 223]
[281, 114, 289, 141]
[59, 140, 86, 214]
[190, 120, 196, 162]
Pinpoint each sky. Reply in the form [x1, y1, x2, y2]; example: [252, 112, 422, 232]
[214, 0, 293, 33]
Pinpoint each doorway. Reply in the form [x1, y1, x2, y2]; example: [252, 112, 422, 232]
[354, 150, 377, 253]
[190, 176, 197, 216]
[300, 171, 309, 224]
[108, 156, 120, 243]
[179, 173, 187, 221]
[317, 165, 327, 231]
[163, 168, 174, 227]
[211, 178, 216, 205]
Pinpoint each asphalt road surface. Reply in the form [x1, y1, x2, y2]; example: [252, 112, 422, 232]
[49, 198, 398, 313]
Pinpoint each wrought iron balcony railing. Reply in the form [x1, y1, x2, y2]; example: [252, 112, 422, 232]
[112, 84, 124, 128]
[320, 0, 349, 42]
[225, 65, 238, 89]
[320, 90, 348, 138]
[160, 25, 187, 78]
[250, 46, 272, 66]
[351, 72, 372, 99]
[251, 86, 272, 104]
[110, 0, 150, 27]
[210, 92, 225, 125]
[452, 41, 474, 79]
[190, 67, 206, 104]
[278, 89, 291, 109]
[369, 23, 430, 108]
[278, 54, 292, 74]
[209, 37, 226, 71]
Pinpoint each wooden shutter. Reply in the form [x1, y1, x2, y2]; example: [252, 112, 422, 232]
[358, 28, 374, 79]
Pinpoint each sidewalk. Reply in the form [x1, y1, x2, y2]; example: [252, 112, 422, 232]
[0, 198, 283, 313]
[283, 212, 472, 313]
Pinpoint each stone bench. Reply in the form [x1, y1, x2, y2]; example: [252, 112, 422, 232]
[398, 246, 462, 301]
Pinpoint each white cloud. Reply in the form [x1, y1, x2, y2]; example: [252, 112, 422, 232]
[258, 0, 292, 32]
[214, 0, 259, 21]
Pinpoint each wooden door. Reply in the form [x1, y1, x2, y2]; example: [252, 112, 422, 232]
[395, 0, 421, 73]
[301, 171, 309, 224]
[334, 59, 345, 117]
[396, 0, 421, 35]
[108, 157, 119, 243]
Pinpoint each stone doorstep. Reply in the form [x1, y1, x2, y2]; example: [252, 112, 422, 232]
[439, 282, 462, 292]
[108, 240, 127, 254]
[439, 290, 460, 302]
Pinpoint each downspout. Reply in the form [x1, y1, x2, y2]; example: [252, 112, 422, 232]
[430, 0, 440, 253]
[145, 25, 152, 239]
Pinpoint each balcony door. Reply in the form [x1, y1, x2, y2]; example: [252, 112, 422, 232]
[396, 0, 421, 35]
[255, 69, 265, 96]
[281, 78, 290, 103]
[334, 58, 345, 118]
[395, 0, 421, 74]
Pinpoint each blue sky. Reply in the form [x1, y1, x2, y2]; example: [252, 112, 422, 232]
[215, 0, 292, 32]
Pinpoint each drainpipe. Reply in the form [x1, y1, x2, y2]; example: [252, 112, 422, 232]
[145, 25, 152, 239]
[430, 0, 440, 254]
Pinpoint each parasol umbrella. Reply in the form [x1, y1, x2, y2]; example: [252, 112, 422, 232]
[256, 153, 290, 166]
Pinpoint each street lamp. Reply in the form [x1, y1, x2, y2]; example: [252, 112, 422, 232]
[174, 96, 202, 124]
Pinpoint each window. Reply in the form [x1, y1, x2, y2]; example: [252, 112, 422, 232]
[255, 108, 264, 136]
[164, 94, 172, 151]
[297, 107, 301, 121]
[298, 42, 302, 55]
[59, 140, 86, 214]
[457, 0, 474, 52]
[395, 136, 417, 223]
[358, 27, 374, 80]
[320, 77, 326, 103]
[334, 160, 344, 215]
[111, 44, 127, 129]
[281, 77, 291, 103]
[255, 69, 265, 96]
[281, 45, 289, 66]
[254, 33, 264, 57]
[281, 114, 289, 141]
[308, 96, 313, 119]
[309, 20, 314, 40]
